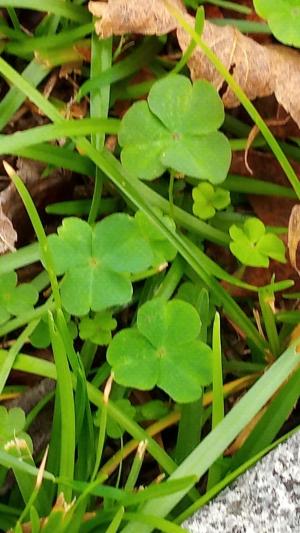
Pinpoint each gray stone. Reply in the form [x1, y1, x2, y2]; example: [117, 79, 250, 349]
[184, 430, 300, 533]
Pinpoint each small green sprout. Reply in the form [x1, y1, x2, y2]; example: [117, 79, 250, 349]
[0, 272, 38, 325]
[48, 214, 154, 316]
[107, 298, 213, 403]
[229, 218, 286, 268]
[118, 74, 231, 183]
[0, 407, 32, 453]
[192, 182, 231, 220]
[254, 0, 300, 47]
[79, 311, 117, 345]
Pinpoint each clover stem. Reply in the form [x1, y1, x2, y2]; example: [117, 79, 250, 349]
[168, 169, 176, 221]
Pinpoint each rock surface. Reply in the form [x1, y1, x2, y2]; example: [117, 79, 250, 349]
[184, 430, 300, 533]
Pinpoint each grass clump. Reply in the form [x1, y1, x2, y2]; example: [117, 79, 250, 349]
[0, 2, 299, 533]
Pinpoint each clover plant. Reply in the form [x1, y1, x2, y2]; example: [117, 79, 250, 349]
[0, 272, 38, 325]
[192, 182, 231, 220]
[107, 298, 213, 403]
[254, 0, 300, 47]
[229, 218, 286, 268]
[48, 214, 154, 316]
[0, 407, 32, 453]
[118, 74, 231, 183]
[79, 311, 117, 345]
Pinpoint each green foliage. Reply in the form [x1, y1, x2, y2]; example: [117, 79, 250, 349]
[136, 400, 170, 422]
[176, 281, 217, 326]
[0, 407, 32, 453]
[229, 218, 286, 267]
[107, 298, 213, 403]
[79, 311, 117, 345]
[48, 214, 153, 315]
[118, 74, 231, 183]
[95, 399, 136, 440]
[0, 272, 38, 325]
[30, 315, 77, 348]
[192, 182, 231, 220]
[135, 208, 177, 266]
[254, 0, 300, 47]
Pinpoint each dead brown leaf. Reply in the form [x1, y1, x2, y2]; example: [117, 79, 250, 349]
[88, 0, 186, 38]
[0, 204, 17, 254]
[288, 204, 300, 276]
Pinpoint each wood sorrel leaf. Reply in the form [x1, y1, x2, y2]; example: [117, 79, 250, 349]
[0, 406, 33, 453]
[254, 0, 300, 47]
[107, 298, 213, 403]
[118, 74, 231, 183]
[192, 182, 230, 220]
[48, 214, 153, 315]
[229, 218, 286, 268]
[0, 271, 38, 325]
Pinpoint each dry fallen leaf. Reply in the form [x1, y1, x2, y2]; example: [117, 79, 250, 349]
[88, 0, 186, 38]
[288, 204, 300, 276]
[0, 204, 17, 254]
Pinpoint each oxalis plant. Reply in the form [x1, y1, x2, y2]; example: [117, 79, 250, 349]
[0, 3, 300, 533]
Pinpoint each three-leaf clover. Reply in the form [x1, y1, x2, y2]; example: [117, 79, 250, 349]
[192, 182, 231, 220]
[79, 311, 117, 345]
[118, 75, 231, 183]
[229, 218, 286, 267]
[48, 214, 153, 316]
[0, 272, 38, 325]
[107, 298, 213, 403]
[134, 209, 177, 266]
[254, 0, 300, 47]
[0, 407, 33, 453]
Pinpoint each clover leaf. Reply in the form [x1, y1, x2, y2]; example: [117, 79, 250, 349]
[0, 272, 38, 325]
[79, 311, 117, 345]
[48, 214, 153, 316]
[118, 75, 231, 183]
[134, 209, 177, 266]
[107, 298, 213, 403]
[229, 218, 286, 268]
[254, 0, 300, 47]
[0, 407, 33, 453]
[192, 182, 231, 220]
